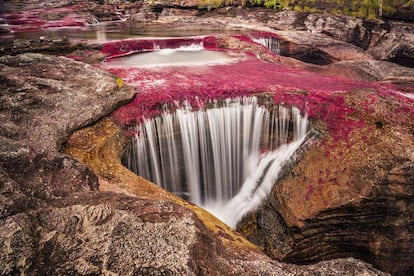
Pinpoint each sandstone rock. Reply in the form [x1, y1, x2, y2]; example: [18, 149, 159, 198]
[0, 53, 134, 155]
[304, 13, 364, 43]
[0, 190, 388, 275]
[0, 52, 135, 217]
[238, 90, 414, 275]
[151, 0, 202, 9]
[0, 37, 85, 57]
[277, 30, 373, 65]
[367, 21, 414, 68]
[321, 60, 414, 82]
[272, 12, 414, 68]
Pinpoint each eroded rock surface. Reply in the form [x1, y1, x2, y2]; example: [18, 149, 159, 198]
[0, 53, 133, 155]
[0, 51, 390, 275]
[238, 89, 414, 275]
[1, 190, 389, 275]
[0, 52, 134, 244]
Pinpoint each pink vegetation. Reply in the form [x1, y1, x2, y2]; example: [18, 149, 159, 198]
[100, 36, 414, 142]
[101, 36, 217, 58]
[1, 5, 90, 31]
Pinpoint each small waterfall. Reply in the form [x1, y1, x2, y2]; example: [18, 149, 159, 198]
[123, 97, 309, 227]
[153, 41, 204, 54]
[252, 37, 280, 55]
[399, 92, 414, 100]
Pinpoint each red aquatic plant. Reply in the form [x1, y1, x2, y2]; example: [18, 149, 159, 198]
[1, 5, 90, 32]
[102, 36, 217, 58]
[98, 36, 413, 142]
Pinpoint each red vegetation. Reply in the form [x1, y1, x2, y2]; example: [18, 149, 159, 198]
[101, 36, 217, 58]
[249, 31, 279, 40]
[1, 5, 91, 31]
[99, 36, 414, 142]
[305, 185, 314, 200]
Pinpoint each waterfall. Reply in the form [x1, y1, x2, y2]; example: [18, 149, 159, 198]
[252, 37, 280, 55]
[154, 41, 204, 55]
[123, 97, 309, 227]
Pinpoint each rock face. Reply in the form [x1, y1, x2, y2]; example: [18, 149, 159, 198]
[276, 30, 374, 65]
[0, 53, 133, 273]
[1, 192, 274, 275]
[1, 189, 388, 275]
[0, 53, 133, 155]
[0, 53, 135, 219]
[238, 89, 414, 275]
[1, 2, 413, 274]
[0, 44, 389, 275]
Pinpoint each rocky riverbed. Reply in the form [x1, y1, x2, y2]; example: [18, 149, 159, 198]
[1, 0, 413, 275]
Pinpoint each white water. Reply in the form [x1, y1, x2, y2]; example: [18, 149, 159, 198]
[154, 41, 204, 52]
[124, 97, 309, 227]
[105, 42, 240, 68]
[399, 92, 414, 100]
[252, 37, 280, 55]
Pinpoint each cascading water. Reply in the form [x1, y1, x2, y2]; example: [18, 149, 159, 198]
[252, 37, 280, 55]
[104, 41, 240, 68]
[123, 97, 309, 227]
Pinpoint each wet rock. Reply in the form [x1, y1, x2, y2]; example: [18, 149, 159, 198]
[238, 90, 414, 275]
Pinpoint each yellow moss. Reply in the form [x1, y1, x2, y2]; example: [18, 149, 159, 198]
[116, 77, 124, 88]
[65, 117, 258, 250]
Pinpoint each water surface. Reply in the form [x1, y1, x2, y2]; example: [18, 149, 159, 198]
[104, 48, 242, 68]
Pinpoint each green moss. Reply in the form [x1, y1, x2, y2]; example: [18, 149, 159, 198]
[199, 0, 224, 10]
[196, 0, 411, 19]
[293, 5, 303, 11]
